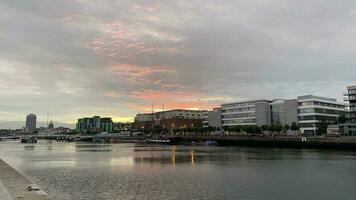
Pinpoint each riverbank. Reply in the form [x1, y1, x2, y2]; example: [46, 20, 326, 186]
[181, 136, 356, 150]
[0, 159, 50, 200]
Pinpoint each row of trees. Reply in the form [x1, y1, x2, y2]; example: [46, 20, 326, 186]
[138, 122, 300, 135]
[222, 122, 300, 134]
[139, 125, 222, 135]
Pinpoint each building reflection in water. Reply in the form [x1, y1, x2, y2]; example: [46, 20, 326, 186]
[171, 146, 176, 165]
[190, 150, 195, 165]
[110, 157, 134, 167]
[75, 144, 112, 152]
[24, 145, 35, 150]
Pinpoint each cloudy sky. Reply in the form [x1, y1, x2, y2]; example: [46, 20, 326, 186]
[1, 0, 356, 128]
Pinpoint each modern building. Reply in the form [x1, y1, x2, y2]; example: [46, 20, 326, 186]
[270, 99, 298, 125]
[222, 99, 272, 126]
[202, 108, 222, 128]
[344, 85, 356, 136]
[100, 117, 113, 133]
[297, 95, 345, 136]
[134, 109, 206, 130]
[25, 113, 37, 133]
[76, 116, 113, 133]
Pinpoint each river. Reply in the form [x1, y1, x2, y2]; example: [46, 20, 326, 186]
[0, 140, 356, 200]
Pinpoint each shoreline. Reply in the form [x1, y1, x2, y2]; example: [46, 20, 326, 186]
[0, 159, 50, 200]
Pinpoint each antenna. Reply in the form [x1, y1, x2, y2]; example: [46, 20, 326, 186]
[162, 103, 165, 131]
[47, 108, 49, 126]
[151, 103, 154, 135]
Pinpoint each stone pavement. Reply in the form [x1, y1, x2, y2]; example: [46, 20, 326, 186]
[0, 159, 50, 200]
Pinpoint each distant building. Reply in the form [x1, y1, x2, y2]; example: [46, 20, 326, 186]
[76, 116, 113, 133]
[297, 95, 345, 136]
[113, 122, 132, 132]
[48, 120, 54, 130]
[202, 108, 222, 128]
[25, 113, 37, 133]
[222, 99, 272, 126]
[134, 109, 206, 130]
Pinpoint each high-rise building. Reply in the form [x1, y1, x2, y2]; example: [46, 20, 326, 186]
[344, 85, 356, 136]
[221, 99, 272, 126]
[25, 113, 37, 133]
[297, 95, 345, 136]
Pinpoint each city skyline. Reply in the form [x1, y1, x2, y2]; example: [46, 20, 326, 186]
[2, 0, 356, 128]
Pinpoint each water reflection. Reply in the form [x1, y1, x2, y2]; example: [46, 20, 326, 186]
[24, 145, 35, 150]
[2, 141, 356, 200]
[75, 144, 112, 152]
[110, 157, 134, 166]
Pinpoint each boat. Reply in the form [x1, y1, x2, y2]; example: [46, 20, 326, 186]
[21, 137, 37, 143]
[145, 137, 182, 145]
[205, 140, 217, 146]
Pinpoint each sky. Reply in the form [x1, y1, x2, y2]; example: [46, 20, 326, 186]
[1, 0, 356, 129]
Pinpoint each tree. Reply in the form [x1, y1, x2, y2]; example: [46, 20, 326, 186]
[223, 126, 230, 132]
[290, 122, 300, 135]
[261, 125, 268, 132]
[284, 124, 290, 134]
[291, 122, 300, 131]
[317, 120, 328, 135]
[275, 124, 283, 134]
[338, 114, 347, 125]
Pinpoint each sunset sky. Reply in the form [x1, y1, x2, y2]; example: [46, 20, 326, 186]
[1, 0, 356, 128]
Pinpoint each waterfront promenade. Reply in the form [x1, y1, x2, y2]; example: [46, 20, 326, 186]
[0, 159, 50, 200]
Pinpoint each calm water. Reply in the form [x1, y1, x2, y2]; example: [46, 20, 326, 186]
[1, 140, 356, 200]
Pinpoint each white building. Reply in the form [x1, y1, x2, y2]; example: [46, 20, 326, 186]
[222, 99, 272, 126]
[297, 95, 345, 136]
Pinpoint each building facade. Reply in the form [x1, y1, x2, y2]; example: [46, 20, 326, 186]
[25, 113, 37, 133]
[134, 109, 205, 130]
[297, 95, 345, 136]
[76, 116, 113, 133]
[202, 108, 222, 128]
[222, 99, 272, 126]
[344, 85, 356, 136]
[270, 99, 298, 125]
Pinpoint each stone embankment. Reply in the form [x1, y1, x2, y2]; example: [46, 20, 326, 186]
[0, 159, 50, 200]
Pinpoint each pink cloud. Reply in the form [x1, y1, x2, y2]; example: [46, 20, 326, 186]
[103, 91, 121, 98]
[86, 18, 181, 59]
[131, 90, 203, 101]
[132, 4, 157, 13]
[110, 64, 177, 84]
[126, 101, 218, 113]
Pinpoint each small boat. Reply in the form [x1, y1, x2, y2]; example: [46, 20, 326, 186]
[205, 140, 217, 146]
[21, 137, 37, 143]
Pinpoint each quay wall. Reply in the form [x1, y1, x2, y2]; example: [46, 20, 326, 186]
[0, 159, 50, 200]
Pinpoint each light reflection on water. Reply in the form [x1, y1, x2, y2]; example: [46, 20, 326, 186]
[1, 140, 356, 200]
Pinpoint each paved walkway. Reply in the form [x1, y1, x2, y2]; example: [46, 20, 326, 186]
[0, 159, 50, 200]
